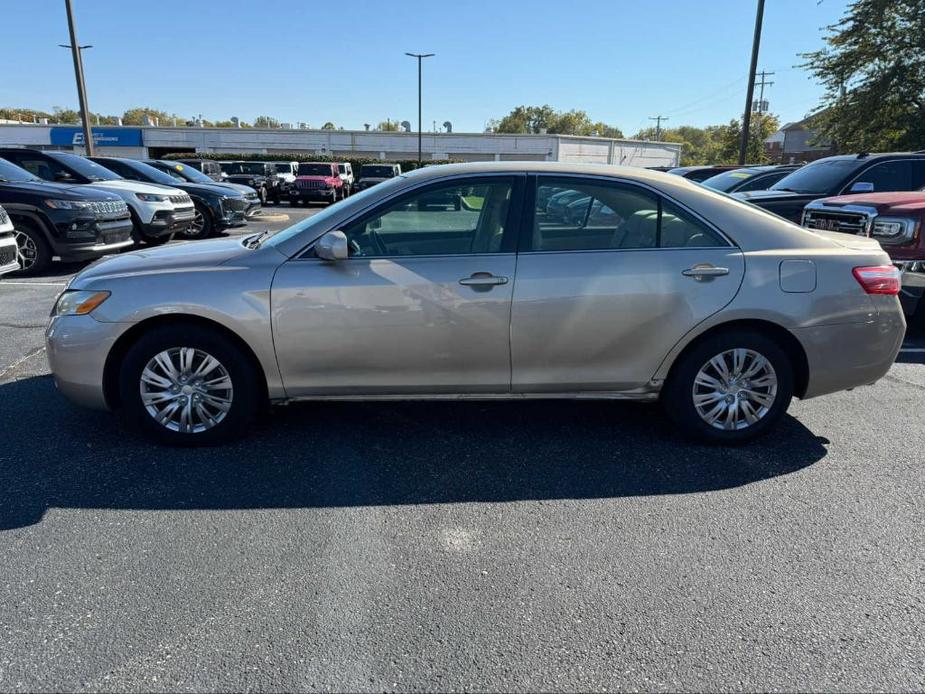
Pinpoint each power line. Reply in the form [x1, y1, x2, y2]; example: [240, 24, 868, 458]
[754, 70, 775, 113]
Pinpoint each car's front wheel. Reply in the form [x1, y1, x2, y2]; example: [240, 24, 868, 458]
[10, 220, 51, 276]
[661, 329, 793, 444]
[182, 203, 213, 240]
[119, 324, 260, 446]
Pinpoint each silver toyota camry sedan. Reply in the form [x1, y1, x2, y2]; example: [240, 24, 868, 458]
[45, 162, 905, 445]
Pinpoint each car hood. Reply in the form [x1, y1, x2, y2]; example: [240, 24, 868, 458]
[87, 179, 185, 196]
[814, 192, 925, 215]
[226, 173, 265, 181]
[172, 181, 245, 198]
[360, 177, 391, 183]
[211, 181, 257, 196]
[0, 180, 123, 201]
[70, 237, 249, 287]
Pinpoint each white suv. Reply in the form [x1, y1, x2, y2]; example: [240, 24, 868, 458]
[0, 204, 17, 276]
[0, 150, 196, 245]
[272, 161, 299, 195]
[337, 162, 354, 195]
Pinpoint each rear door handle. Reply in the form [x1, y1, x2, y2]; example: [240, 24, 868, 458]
[459, 272, 509, 287]
[682, 265, 729, 279]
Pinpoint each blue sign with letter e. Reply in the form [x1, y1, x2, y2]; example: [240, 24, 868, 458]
[50, 127, 143, 147]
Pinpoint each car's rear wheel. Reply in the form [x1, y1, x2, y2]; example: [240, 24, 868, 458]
[119, 324, 260, 446]
[661, 329, 793, 444]
[10, 220, 51, 276]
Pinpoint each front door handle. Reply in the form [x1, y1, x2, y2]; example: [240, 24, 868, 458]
[682, 265, 729, 280]
[459, 272, 509, 287]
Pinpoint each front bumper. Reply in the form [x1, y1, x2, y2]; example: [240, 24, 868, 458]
[46, 314, 132, 411]
[141, 206, 196, 238]
[49, 216, 135, 260]
[290, 187, 337, 201]
[0, 236, 18, 275]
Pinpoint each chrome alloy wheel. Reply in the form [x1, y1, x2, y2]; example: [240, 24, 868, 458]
[13, 229, 37, 270]
[692, 348, 778, 431]
[139, 347, 233, 433]
[184, 209, 205, 237]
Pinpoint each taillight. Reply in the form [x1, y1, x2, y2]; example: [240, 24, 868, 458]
[852, 265, 901, 295]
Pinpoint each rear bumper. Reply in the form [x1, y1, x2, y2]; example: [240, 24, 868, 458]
[45, 315, 131, 411]
[796, 305, 905, 399]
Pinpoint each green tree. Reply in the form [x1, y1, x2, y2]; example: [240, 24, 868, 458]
[52, 106, 80, 123]
[121, 107, 175, 125]
[321, 121, 336, 130]
[377, 119, 400, 131]
[801, 0, 925, 152]
[253, 115, 280, 128]
[489, 105, 623, 137]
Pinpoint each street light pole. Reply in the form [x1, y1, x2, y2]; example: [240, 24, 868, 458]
[738, 0, 765, 165]
[405, 52, 434, 166]
[62, 0, 95, 155]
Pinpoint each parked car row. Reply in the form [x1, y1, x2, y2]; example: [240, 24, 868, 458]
[0, 149, 266, 276]
[662, 152, 925, 321]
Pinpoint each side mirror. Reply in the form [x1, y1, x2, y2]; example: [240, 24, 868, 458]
[849, 181, 875, 193]
[315, 230, 349, 261]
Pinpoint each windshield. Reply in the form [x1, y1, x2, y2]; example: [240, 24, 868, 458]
[219, 162, 240, 173]
[361, 165, 396, 177]
[0, 157, 40, 183]
[770, 159, 859, 194]
[702, 169, 760, 192]
[239, 163, 267, 175]
[51, 152, 122, 181]
[298, 163, 334, 176]
[262, 176, 407, 249]
[122, 160, 184, 186]
[165, 162, 213, 183]
[274, 163, 293, 174]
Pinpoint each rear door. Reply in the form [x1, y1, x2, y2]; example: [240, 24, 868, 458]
[511, 175, 745, 393]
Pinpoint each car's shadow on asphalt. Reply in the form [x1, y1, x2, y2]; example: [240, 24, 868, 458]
[0, 376, 830, 530]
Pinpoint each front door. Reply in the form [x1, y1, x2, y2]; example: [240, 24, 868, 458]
[272, 175, 523, 395]
[512, 175, 745, 392]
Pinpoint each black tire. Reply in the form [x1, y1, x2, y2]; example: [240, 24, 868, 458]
[290, 197, 301, 206]
[118, 324, 261, 446]
[661, 329, 794, 444]
[181, 202, 213, 240]
[9, 219, 52, 276]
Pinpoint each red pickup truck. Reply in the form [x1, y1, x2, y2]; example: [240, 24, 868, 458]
[803, 192, 925, 318]
[289, 162, 345, 206]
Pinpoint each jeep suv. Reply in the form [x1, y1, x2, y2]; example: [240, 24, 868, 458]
[337, 162, 354, 195]
[0, 149, 195, 245]
[272, 161, 299, 196]
[0, 204, 18, 276]
[145, 160, 262, 218]
[0, 157, 132, 275]
[92, 157, 255, 240]
[290, 162, 344, 205]
[735, 153, 925, 223]
[220, 162, 282, 205]
[803, 189, 925, 319]
[357, 163, 402, 191]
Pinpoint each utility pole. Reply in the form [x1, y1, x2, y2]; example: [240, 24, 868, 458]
[738, 0, 766, 165]
[61, 0, 95, 155]
[649, 115, 668, 141]
[405, 52, 435, 166]
[755, 70, 775, 112]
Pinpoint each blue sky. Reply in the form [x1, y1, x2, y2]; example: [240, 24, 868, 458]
[3, 0, 849, 134]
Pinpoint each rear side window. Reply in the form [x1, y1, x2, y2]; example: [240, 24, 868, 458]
[530, 177, 726, 252]
[851, 160, 914, 192]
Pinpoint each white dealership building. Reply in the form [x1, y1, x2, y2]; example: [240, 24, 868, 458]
[0, 123, 681, 167]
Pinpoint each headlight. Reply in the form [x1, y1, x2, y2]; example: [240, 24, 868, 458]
[136, 193, 169, 202]
[44, 199, 92, 210]
[871, 217, 916, 244]
[52, 290, 111, 317]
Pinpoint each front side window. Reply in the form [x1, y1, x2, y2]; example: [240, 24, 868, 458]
[736, 171, 788, 192]
[531, 177, 726, 252]
[339, 178, 514, 257]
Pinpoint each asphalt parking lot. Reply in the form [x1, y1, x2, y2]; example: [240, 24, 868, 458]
[1, 206, 924, 692]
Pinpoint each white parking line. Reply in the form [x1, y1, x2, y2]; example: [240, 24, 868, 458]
[0, 281, 68, 287]
[899, 348, 925, 353]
